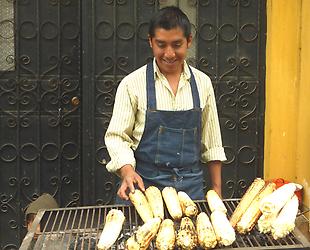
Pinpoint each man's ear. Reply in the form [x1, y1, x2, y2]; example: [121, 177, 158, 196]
[187, 34, 193, 48]
[148, 35, 153, 48]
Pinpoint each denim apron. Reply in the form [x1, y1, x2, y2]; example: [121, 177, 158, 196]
[115, 62, 204, 204]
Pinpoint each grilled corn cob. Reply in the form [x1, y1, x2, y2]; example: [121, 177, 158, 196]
[155, 219, 176, 250]
[126, 217, 161, 250]
[145, 186, 164, 220]
[97, 209, 125, 250]
[178, 191, 198, 217]
[206, 190, 227, 214]
[129, 189, 154, 223]
[236, 182, 276, 234]
[260, 183, 296, 215]
[210, 211, 235, 246]
[196, 212, 217, 249]
[271, 195, 299, 240]
[162, 187, 183, 220]
[230, 178, 265, 228]
[176, 217, 198, 250]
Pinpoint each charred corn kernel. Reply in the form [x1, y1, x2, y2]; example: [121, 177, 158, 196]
[196, 212, 217, 249]
[145, 186, 164, 220]
[162, 187, 183, 220]
[260, 183, 296, 216]
[97, 209, 125, 250]
[230, 178, 265, 228]
[129, 189, 153, 223]
[211, 211, 235, 246]
[178, 191, 198, 217]
[126, 217, 161, 250]
[257, 213, 277, 233]
[236, 182, 276, 234]
[271, 195, 299, 240]
[156, 219, 176, 250]
[176, 217, 198, 250]
[206, 190, 227, 214]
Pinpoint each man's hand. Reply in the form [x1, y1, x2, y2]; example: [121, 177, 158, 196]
[117, 164, 145, 200]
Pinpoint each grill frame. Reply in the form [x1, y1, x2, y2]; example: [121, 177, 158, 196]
[20, 199, 310, 250]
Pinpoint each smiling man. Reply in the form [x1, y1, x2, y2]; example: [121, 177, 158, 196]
[105, 6, 226, 203]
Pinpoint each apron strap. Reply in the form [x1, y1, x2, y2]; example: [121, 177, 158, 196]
[146, 61, 201, 109]
[146, 62, 156, 110]
[188, 66, 200, 108]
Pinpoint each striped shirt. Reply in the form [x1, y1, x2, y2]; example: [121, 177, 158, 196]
[105, 59, 226, 173]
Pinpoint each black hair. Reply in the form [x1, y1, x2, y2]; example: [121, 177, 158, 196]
[148, 6, 191, 39]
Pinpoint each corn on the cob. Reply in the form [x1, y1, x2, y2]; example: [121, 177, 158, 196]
[260, 183, 296, 215]
[176, 217, 198, 250]
[162, 187, 183, 220]
[126, 217, 161, 250]
[97, 209, 125, 250]
[145, 186, 164, 220]
[210, 211, 235, 246]
[196, 212, 217, 249]
[129, 189, 154, 223]
[230, 178, 265, 228]
[178, 191, 198, 217]
[257, 213, 277, 233]
[236, 182, 276, 234]
[271, 195, 299, 240]
[126, 237, 140, 250]
[155, 219, 176, 250]
[206, 190, 227, 214]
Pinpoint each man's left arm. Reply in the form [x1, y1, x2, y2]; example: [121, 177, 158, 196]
[208, 160, 222, 197]
[200, 76, 226, 197]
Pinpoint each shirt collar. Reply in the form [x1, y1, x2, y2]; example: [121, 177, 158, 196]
[152, 58, 191, 81]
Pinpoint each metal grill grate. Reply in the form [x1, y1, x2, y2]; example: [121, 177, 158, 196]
[20, 199, 310, 250]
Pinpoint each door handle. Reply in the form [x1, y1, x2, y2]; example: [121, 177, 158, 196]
[71, 96, 80, 106]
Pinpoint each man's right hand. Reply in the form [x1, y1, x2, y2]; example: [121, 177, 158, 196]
[117, 164, 145, 200]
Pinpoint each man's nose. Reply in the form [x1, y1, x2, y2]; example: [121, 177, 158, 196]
[164, 46, 175, 58]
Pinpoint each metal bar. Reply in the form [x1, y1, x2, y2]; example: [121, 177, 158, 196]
[81, 207, 90, 249]
[81, 0, 94, 205]
[95, 207, 102, 246]
[39, 210, 53, 247]
[88, 208, 96, 250]
[265, 232, 277, 246]
[60, 209, 71, 248]
[73, 208, 84, 248]
[251, 233, 262, 247]
[66, 208, 78, 250]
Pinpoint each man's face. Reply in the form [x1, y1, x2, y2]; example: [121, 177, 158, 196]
[149, 27, 192, 75]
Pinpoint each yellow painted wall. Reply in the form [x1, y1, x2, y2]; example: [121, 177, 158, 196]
[265, 0, 310, 210]
[296, 0, 310, 211]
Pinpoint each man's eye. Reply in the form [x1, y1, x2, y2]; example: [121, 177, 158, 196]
[157, 43, 165, 48]
[173, 43, 182, 48]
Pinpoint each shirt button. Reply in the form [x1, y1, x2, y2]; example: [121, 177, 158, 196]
[176, 152, 180, 155]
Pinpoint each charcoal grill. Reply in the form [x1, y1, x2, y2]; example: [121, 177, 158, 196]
[20, 199, 310, 250]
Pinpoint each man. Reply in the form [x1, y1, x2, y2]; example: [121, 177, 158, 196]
[105, 6, 226, 203]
